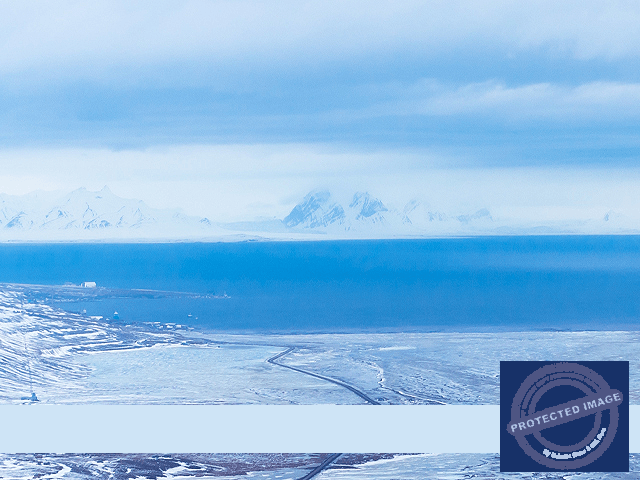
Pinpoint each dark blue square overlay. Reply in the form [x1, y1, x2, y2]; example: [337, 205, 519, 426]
[500, 361, 629, 472]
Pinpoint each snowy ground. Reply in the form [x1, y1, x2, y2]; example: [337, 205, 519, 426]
[1, 283, 639, 405]
[320, 453, 640, 479]
[0, 453, 328, 480]
[65, 344, 362, 404]
[0, 454, 638, 479]
[237, 330, 640, 405]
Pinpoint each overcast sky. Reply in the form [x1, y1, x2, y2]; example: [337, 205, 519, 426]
[1, 1, 639, 221]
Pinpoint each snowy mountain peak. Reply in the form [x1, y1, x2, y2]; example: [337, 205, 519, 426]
[281, 190, 500, 235]
[283, 190, 345, 228]
[284, 190, 393, 232]
[349, 192, 388, 219]
[0, 187, 216, 239]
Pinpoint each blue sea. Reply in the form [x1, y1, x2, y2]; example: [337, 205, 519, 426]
[1, 236, 639, 332]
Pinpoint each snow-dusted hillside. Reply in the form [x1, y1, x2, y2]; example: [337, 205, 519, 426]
[0, 187, 215, 240]
[0, 285, 181, 402]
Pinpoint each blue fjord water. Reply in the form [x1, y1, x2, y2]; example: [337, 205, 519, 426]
[1, 237, 639, 331]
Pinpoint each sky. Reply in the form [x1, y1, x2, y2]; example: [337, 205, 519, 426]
[1, 1, 639, 222]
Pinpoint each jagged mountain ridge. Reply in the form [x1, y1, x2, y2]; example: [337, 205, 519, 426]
[2, 187, 634, 239]
[283, 190, 346, 228]
[0, 187, 213, 238]
[284, 191, 393, 230]
[282, 190, 493, 234]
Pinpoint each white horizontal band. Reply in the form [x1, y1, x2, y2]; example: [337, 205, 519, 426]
[1, 405, 638, 453]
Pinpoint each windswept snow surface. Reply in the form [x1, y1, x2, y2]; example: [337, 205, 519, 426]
[1, 283, 639, 405]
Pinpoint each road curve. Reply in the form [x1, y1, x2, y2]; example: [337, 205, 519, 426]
[267, 347, 380, 405]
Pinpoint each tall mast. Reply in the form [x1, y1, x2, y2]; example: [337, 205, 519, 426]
[24, 338, 34, 395]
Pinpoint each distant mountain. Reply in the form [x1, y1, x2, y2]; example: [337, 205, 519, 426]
[350, 192, 388, 223]
[3, 187, 635, 241]
[284, 190, 394, 231]
[281, 190, 495, 235]
[399, 199, 493, 232]
[0, 187, 215, 240]
[283, 190, 346, 228]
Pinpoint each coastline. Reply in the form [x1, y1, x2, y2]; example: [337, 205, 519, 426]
[2, 283, 639, 406]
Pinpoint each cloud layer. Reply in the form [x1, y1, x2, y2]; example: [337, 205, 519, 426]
[0, 1, 638, 202]
[3, 1, 640, 77]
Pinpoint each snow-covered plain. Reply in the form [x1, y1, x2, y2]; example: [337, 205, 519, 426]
[1, 283, 639, 405]
[251, 330, 640, 405]
[318, 453, 640, 479]
[66, 344, 363, 405]
[0, 453, 638, 479]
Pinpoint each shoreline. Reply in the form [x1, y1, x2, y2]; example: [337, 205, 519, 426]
[2, 232, 640, 244]
[2, 283, 639, 406]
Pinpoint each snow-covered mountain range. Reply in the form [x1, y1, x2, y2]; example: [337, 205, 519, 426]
[279, 189, 637, 236]
[282, 190, 494, 235]
[1, 187, 636, 241]
[0, 186, 215, 240]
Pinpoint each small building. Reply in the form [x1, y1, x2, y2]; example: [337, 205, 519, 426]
[81, 281, 97, 288]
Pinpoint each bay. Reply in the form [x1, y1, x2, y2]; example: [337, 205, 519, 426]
[1, 236, 639, 331]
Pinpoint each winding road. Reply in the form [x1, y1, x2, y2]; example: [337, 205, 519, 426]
[267, 347, 380, 405]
